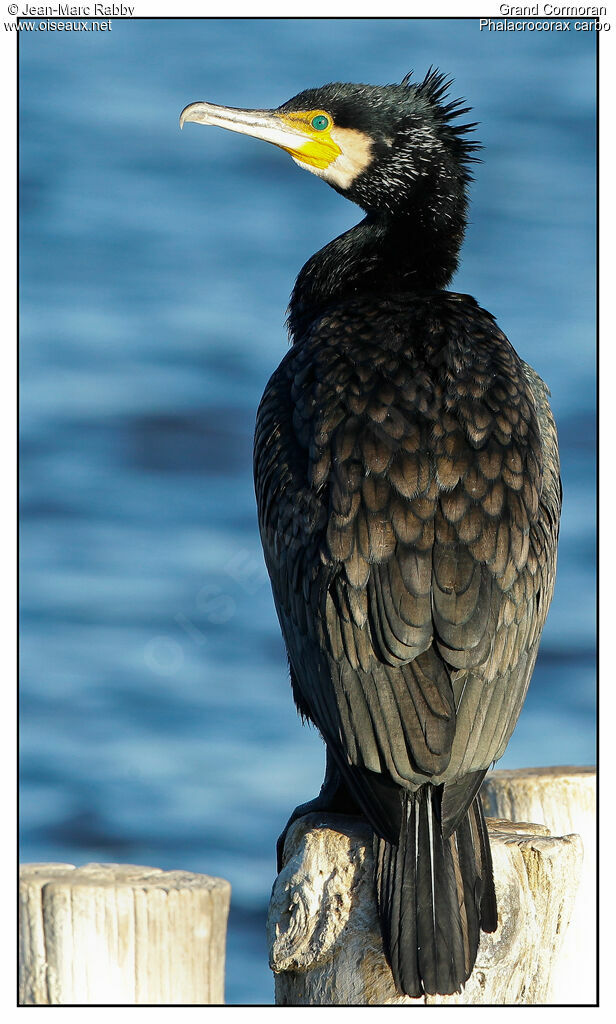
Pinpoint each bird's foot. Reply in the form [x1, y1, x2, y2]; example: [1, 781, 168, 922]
[277, 796, 333, 871]
[276, 753, 359, 871]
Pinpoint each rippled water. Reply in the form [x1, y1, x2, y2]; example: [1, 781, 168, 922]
[19, 19, 596, 1004]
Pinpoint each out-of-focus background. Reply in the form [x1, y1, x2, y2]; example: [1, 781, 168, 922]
[19, 18, 596, 1004]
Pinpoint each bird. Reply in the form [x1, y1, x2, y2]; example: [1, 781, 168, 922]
[180, 69, 561, 999]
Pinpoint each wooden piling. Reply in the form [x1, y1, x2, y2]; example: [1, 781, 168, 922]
[267, 766, 595, 1005]
[481, 765, 596, 1004]
[19, 862, 231, 1005]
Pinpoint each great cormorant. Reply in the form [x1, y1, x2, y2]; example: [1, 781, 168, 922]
[180, 70, 561, 999]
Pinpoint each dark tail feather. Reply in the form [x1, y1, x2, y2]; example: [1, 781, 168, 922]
[373, 785, 497, 998]
[472, 796, 498, 931]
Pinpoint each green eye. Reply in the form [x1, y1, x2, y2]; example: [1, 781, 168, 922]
[311, 115, 329, 132]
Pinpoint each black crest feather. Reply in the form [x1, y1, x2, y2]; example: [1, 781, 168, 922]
[413, 66, 482, 165]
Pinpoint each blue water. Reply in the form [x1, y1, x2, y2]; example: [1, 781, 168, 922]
[19, 19, 596, 1004]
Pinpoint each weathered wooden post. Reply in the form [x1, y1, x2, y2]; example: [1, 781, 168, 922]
[267, 766, 592, 1005]
[19, 862, 231, 1005]
[481, 765, 596, 1004]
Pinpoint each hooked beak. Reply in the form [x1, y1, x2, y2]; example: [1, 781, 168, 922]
[179, 100, 341, 171]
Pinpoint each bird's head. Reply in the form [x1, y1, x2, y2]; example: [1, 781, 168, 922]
[180, 70, 479, 219]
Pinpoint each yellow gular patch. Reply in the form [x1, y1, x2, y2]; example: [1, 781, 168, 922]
[278, 110, 342, 170]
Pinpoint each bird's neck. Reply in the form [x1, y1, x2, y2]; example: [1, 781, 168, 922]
[288, 207, 466, 339]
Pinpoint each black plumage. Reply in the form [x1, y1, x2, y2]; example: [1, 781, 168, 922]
[181, 68, 561, 999]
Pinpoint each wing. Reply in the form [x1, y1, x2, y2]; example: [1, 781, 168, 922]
[254, 294, 561, 835]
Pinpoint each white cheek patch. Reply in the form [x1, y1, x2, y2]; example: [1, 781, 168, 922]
[293, 127, 374, 189]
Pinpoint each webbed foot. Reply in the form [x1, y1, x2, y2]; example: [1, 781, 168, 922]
[276, 749, 359, 870]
